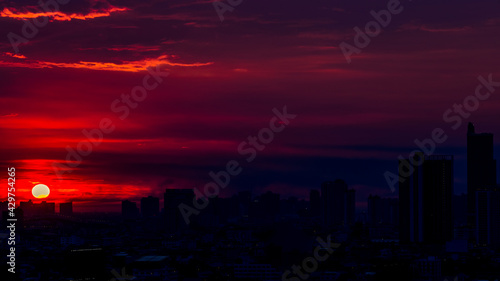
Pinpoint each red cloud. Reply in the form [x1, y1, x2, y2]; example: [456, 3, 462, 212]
[0, 5, 129, 21]
[0, 55, 213, 72]
[0, 113, 19, 118]
[4, 52, 26, 59]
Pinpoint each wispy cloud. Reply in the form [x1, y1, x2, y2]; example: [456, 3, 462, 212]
[399, 24, 472, 33]
[0, 113, 19, 118]
[77, 44, 162, 52]
[0, 55, 213, 72]
[4, 52, 26, 59]
[0, 5, 129, 21]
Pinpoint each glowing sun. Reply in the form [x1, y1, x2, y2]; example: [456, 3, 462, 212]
[32, 184, 50, 199]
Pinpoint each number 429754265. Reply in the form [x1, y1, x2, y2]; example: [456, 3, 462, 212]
[7, 167, 16, 212]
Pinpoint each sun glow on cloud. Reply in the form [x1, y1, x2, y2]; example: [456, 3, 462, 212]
[5, 52, 26, 59]
[0, 6, 129, 21]
[0, 55, 213, 72]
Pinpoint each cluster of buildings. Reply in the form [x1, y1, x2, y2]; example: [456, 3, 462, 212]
[0, 200, 73, 219]
[397, 123, 500, 250]
[123, 181, 356, 232]
[1, 122, 500, 280]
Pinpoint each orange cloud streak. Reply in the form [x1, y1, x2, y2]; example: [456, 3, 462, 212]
[0, 6, 129, 21]
[5, 52, 26, 59]
[0, 55, 213, 72]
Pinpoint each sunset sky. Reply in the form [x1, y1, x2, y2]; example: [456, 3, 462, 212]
[1, 0, 500, 212]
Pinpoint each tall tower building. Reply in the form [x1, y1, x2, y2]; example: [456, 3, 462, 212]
[164, 189, 194, 232]
[476, 186, 500, 249]
[122, 200, 139, 218]
[60, 202, 73, 215]
[467, 123, 497, 226]
[309, 189, 321, 217]
[321, 179, 355, 228]
[368, 195, 382, 225]
[141, 196, 160, 218]
[346, 189, 356, 225]
[250, 191, 280, 222]
[399, 154, 454, 244]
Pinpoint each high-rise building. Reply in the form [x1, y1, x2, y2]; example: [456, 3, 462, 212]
[19, 200, 55, 216]
[164, 189, 194, 232]
[0, 201, 7, 212]
[476, 186, 500, 249]
[399, 154, 454, 244]
[19, 200, 34, 216]
[249, 191, 280, 224]
[122, 200, 139, 218]
[60, 202, 73, 215]
[368, 195, 381, 225]
[309, 189, 321, 217]
[261, 191, 281, 214]
[141, 196, 160, 218]
[40, 201, 55, 214]
[237, 191, 252, 217]
[467, 123, 497, 226]
[346, 189, 356, 225]
[321, 179, 355, 228]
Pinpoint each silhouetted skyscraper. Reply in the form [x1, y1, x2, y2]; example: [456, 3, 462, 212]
[40, 201, 55, 214]
[280, 196, 299, 216]
[0, 201, 7, 213]
[60, 202, 73, 215]
[260, 191, 280, 217]
[321, 179, 355, 228]
[346, 189, 356, 225]
[250, 191, 280, 223]
[368, 195, 382, 225]
[20, 200, 34, 216]
[476, 186, 500, 249]
[399, 154, 453, 244]
[467, 123, 497, 226]
[141, 196, 160, 218]
[20, 200, 55, 216]
[237, 191, 252, 217]
[309, 189, 321, 217]
[164, 189, 194, 232]
[122, 200, 139, 218]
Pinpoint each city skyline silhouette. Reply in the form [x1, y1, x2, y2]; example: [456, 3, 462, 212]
[2, 0, 500, 280]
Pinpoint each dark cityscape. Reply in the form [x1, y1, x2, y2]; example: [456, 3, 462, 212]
[1, 123, 499, 280]
[1, 0, 500, 280]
